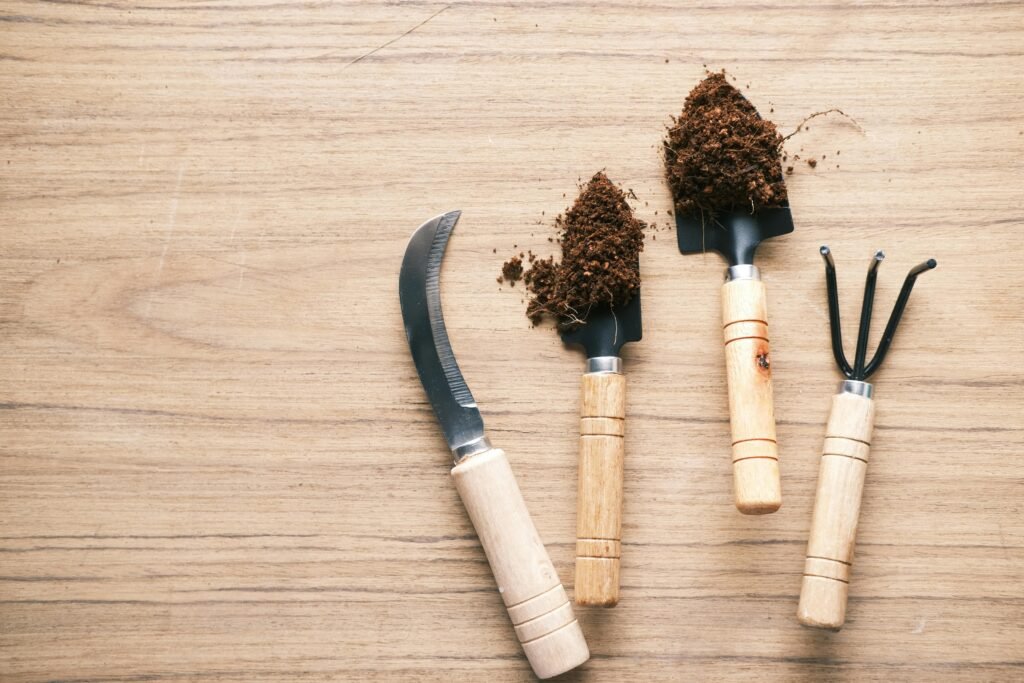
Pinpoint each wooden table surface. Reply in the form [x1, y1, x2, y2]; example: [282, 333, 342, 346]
[2, 1, 1022, 680]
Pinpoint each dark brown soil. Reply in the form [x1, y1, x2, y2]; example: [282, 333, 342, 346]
[499, 172, 645, 327]
[500, 255, 524, 285]
[663, 72, 787, 215]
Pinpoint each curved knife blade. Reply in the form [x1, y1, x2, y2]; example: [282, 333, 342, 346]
[399, 211, 485, 453]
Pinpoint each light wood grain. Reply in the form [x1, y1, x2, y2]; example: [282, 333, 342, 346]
[452, 448, 589, 678]
[1, 0, 1023, 680]
[576, 371, 626, 607]
[722, 277, 782, 514]
[798, 390, 876, 631]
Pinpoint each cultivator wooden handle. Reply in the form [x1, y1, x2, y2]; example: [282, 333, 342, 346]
[798, 387, 876, 630]
[575, 369, 626, 607]
[452, 448, 590, 678]
[721, 276, 781, 514]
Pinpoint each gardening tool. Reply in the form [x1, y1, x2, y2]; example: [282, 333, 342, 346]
[399, 211, 590, 678]
[798, 246, 936, 630]
[675, 204, 793, 514]
[561, 293, 642, 607]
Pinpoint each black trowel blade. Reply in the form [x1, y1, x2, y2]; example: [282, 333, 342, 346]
[672, 87, 794, 265]
[560, 291, 642, 359]
[675, 205, 794, 266]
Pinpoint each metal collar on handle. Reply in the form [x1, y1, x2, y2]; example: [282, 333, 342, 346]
[725, 264, 761, 282]
[840, 380, 874, 399]
[452, 436, 492, 464]
[586, 356, 623, 374]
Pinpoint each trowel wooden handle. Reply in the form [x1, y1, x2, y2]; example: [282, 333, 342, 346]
[721, 277, 781, 514]
[798, 390, 876, 630]
[575, 371, 626, 607]
[452, 447, 589, 678]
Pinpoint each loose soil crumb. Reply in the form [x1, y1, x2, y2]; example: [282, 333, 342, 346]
[663, 71, 787, 215]
[499, 172, 645, 327]
[500, 255, 524, 285]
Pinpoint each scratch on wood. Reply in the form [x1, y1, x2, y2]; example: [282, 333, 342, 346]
[341, 4, 451, 70]
[144, 161, 186, 317]
[227, 205, 246, 289]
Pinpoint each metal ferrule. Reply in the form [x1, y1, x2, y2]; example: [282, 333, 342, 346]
[586, 356, 622, 374]
[839, 379, 874, 399]
[452, 436, 492, 464]
[725, 264, 761, 282]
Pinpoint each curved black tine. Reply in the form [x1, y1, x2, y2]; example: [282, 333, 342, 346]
[820, 246, 853, 378]
[863, 258, 938, 379]
[853, 251, 885, 378]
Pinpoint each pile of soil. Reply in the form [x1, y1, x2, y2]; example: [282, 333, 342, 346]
[500, 255, 523, 284]
[663, 72, 787, 215]
[500, 172, 645, 327]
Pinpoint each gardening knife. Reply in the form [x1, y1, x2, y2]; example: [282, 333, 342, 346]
[399, 210, 590, 679]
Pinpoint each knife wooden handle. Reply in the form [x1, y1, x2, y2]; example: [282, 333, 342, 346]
[575, 371, 626, 607]
[722, 277, 781, 514]
[451, 447, 590, 679]
[798, 390, 876, 630]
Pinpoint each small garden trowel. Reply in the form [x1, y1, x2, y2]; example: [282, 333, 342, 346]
[561, 292, 641, 606]
[675, 206, 793, 514]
